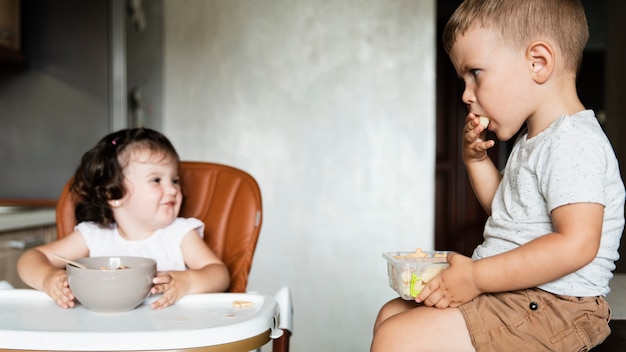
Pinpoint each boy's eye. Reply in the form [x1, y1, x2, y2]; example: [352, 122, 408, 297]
[172, 178, 180, 185]
[152, 177, 161, 183]
[470, 69, 480, 77]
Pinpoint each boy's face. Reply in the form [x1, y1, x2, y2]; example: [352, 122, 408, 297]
[449, 27, 536, 141]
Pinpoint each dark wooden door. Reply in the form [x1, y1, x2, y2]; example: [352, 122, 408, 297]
[434, 4, 494, 256]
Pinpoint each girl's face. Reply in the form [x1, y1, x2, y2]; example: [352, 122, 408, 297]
[449, 27, 536, 141]
[117, 149, 182, 233]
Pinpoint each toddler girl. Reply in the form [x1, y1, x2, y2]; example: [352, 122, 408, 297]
[18, 128, 230, 309]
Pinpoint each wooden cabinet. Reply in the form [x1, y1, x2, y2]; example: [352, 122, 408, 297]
[0, 0, 22, 62]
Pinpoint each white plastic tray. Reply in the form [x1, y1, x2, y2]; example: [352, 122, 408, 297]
[0, 289, 279, 351]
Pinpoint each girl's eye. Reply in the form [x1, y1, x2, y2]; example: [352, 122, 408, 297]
[152, 177, 161, 183]
[172, 178, 180, 185]
[470, 69, 480, 77]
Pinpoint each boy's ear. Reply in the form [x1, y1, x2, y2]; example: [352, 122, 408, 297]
[526, 41, 554, 84]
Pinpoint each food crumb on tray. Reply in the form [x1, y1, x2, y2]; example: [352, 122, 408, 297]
[232, 300, 254, 308]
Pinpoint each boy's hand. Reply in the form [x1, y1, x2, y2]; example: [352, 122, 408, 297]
[462, 113, 495, 164]
[415, 252, 481, 308]
[150, 271, 191, 309]
[42, 269, 75, 309]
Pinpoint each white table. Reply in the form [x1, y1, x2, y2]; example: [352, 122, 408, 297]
[0, 289, 282, 351]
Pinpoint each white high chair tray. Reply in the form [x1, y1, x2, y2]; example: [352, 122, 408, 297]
[0, 289, 278, 351]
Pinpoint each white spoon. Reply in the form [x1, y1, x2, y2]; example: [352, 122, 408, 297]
[52, 254, 88, 269]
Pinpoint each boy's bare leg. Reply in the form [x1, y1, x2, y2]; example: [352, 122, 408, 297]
[373, 298, 419, 332]
[371, 299, 474, 352]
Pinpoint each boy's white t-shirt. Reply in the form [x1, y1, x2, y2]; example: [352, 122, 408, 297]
[77, 217, 205, 272]
[474, 110, 625, 297]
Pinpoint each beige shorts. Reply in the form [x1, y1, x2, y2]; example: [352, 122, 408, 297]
[458, 288, 611, 352]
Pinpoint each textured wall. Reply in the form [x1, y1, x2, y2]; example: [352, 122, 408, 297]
[163, 1, 436, 350]
[0, 0, 110, 199]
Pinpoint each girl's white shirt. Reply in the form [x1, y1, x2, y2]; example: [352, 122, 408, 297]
[76, 218, 204, 271]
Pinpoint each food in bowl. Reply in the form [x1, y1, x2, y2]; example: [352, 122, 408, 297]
[67, 256, 156, 313]
[383, 249, 449, 300]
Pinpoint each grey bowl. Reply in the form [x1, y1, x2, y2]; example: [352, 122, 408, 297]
[67, 256, 156, 313]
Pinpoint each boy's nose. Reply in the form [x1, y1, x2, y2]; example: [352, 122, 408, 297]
[462, 87, 475, 105]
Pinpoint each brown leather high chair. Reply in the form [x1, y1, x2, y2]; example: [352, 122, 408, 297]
[56, 161, 291, 351]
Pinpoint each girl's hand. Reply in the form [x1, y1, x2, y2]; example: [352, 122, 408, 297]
[462, 113, 495, 164]
[415, 252, 481, 308]
[150, 271, 191, 309]
[42, 269, 75, 309]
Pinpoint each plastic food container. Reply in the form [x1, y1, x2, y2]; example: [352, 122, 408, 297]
[383, 251, 450, 300]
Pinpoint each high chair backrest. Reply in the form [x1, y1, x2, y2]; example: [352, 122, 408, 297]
[55, 161, 263, 293]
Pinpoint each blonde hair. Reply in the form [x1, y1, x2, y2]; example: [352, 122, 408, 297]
[443, 0, 589, 74]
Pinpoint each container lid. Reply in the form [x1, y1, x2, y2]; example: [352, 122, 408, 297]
[383, 251, 449, 263]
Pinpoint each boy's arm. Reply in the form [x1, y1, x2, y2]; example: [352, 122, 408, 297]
[463, 114, 500, 214]
[423, 122, 605, 308]
[472, 202, 603, 292]
[417, 202, 603, 308]
[464, 157, 501, 215]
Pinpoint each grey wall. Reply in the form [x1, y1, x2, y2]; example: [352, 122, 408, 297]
[0, 0, 110, 199]
[0, 0, 164, 200]
[163, 1, 436, 351]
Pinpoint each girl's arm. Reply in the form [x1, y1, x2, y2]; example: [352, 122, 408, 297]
[179, 230, 230, 293]
[150, 229, 230, 309]
[17, 231, 89, 308]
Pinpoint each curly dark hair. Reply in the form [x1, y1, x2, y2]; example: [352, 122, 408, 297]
[70, 128, 180, 226]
